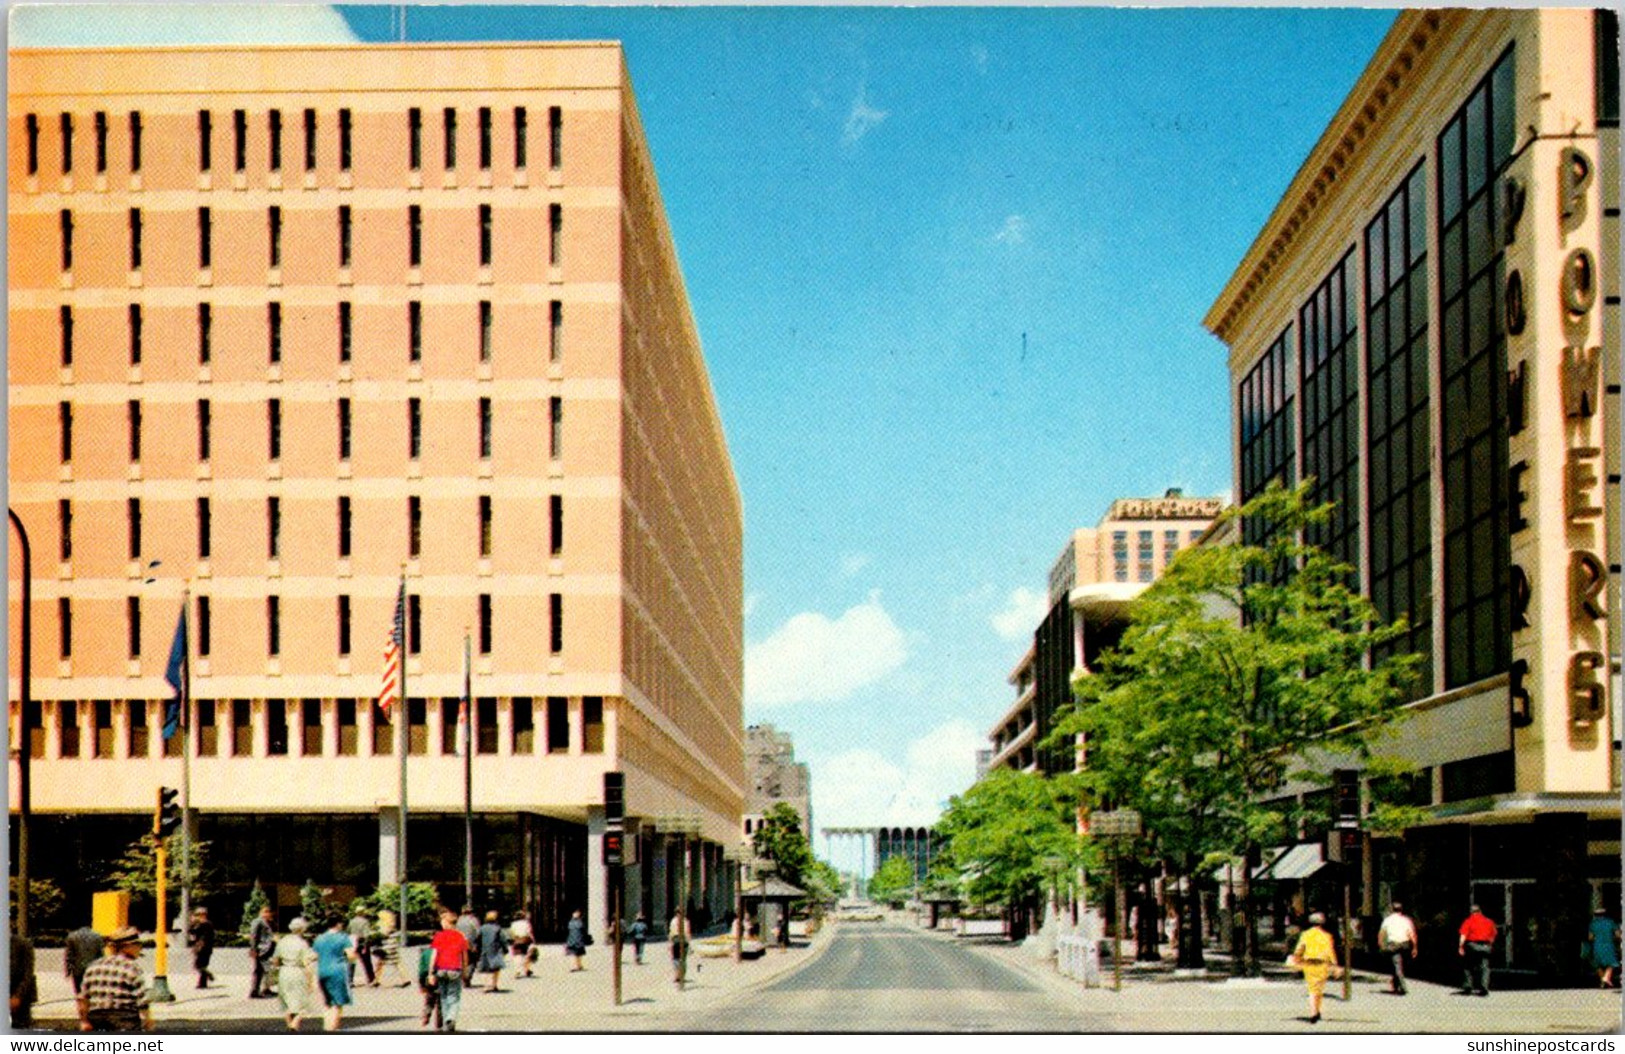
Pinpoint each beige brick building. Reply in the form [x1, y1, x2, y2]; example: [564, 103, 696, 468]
[7, 42, 743, 939]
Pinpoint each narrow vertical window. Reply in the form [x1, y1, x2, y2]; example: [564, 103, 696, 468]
[58, 499, 72, 562]
[128, 596, 142, 658]
[338, 301, 352, 362]
[583, 697, 603, 753]
[338, 496, 352, 557]
[233, 109, 247, 171]
[60, 112, 73, 173]
[408, 594, 422, 655]
[514, 107, 527, 168]
[479, 495, 492, 557]
[408, 205, 422, 267]
[408, 300, 422, 361]
[549, 105, 562, 169]
[129, 208, 142, 269]
[128, 111, 142, 172]
[59, 305, 73, 367]
[338, 205, 352, 267]
[128, 304, 142, 365]
[198, 596, 212, 657]
[269, 206, 282, 267]
[268, 496, 281, 559]
[198, 497, 211, 559]
[26, 114, 39, 175]
[198, 303, 212, 363]
[303, 107, 317, 170]
[479, 204, 492, 266]
[268, 302, 282, 363]
[268, 109, 282, 171]
[60, 209, 73, 270]
[478, 106, 492, 169]
[549, 396, 562, 458]
[198, 398, 211, 461]
[198, 207, 212, 268]
[547, 696, 567, 753]
[339, 595, 352, 656]
[549, 300, 563, 361]
[58, 598, 72, 659]
[479, 300, 492, 362]
[127, 399, 141, 461]
[128, 497, 142, 559]
[479, 397, 493, 459]
[339, 108, 352, 170]
[197, 109, 211, 171]
[337, 699, 357, 755]
[408, 397, 422, 459]
[549, 203, 562, 265]
[338, 397, 352, 460]
[443, 107, 457, 168]
[408, 107, 422, 170]
[59, 401, 72, 463]
[268, 398, 282, 460]
[512, 697, 534, 753]
[94, 111, 108, 173]
[301, 699, 321, 755]
[268, 596, 281, 656]
[548, 592, 562, 654]
[479, 594, 493, 655]
[408, 496, 422, 558]
[549, 494, 563, 556]
[94, 700, 112, 756]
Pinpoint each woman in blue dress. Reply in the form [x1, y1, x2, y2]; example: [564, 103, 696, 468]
[1589, 909, 1620, 989]
[311, 916, 358, 1031]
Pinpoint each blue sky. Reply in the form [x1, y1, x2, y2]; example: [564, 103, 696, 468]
[13, 4, 1397, 871]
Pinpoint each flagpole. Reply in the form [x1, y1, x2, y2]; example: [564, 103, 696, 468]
[397, 569, 409, 962]
[463, 631, 473, 912]
[180, 588, 192, 941]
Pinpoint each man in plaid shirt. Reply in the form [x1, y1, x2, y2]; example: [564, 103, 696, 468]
[80, 927, 151, 1032]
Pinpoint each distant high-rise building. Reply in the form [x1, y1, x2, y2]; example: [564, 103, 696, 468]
[743, 722, 811, 841]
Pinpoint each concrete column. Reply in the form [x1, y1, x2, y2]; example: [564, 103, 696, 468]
[585, 805, 606, 941]
[650, 835, 670, 932]
[379, 808, 401, 885]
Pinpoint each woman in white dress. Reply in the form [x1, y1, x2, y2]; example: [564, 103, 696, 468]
[271, 916, 318, 1031]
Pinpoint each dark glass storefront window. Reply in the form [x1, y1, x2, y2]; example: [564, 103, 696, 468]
[1299, 249, 1361, 582]
[1441, 751, 1515, 802]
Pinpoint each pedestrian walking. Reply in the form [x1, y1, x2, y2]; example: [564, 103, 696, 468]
[373, 908, 409, 987]
[1288, 912, 1340, 1025]
[271, 916, 318, 1032]
[629, 913, 649, 965]
[1377, 901, 1419, 995]
[62, 924, 105, 1030]
[80, 927, 151, 1032]
[248, 905, 277, 998]
[416, 942, 442, 1030]
[456, 905, 480, 983]
[188, 907, 216, 989]
[1457, 903, 1498, 996]
[565, 909, 589, 971]
[312, 916, 358, 1032]
[429, 908, 470, 1032]
[477, 911, 508, 991]
[1588, 908, 1621, 989]
[348, 907, 377, 987]
[669, 910, 691, 987]
[10, 931, 37, 1030]
[509, 910, 535, 978]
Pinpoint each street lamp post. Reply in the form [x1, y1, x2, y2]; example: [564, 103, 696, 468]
[8, 509, 31, 938]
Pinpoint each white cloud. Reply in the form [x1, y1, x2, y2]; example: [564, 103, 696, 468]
[842, 87, 888, 144]
[12, 4, 361, 46]
[992, 214, 1029, 245]
[990, 586, 1048, 641]
[743, 593, 761, 618]
[838, 552, 872, 579]
[745, 592, 907, 708]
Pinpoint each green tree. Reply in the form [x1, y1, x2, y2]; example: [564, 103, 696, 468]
[363, 882, 440, 932]
[866, 855, 916, 905]
[932, 768, 1085, 923]
[9, 877, 65, 927]
[105, 834, 211, 910]
[239, 879, 271, 937]
[1052, 481, 1420, 972]
[750, 803, 815, 889]
[299, 879, 335, 924]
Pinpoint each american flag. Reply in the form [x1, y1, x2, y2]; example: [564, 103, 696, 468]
[377, 579, 406, 716]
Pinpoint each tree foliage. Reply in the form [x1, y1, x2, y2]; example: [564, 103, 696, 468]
[750, 803, 815, 889]
[239, 879, 270, 937]
[105, 834, 211, 906]
[363, 882, 441, 931]
[10, 877, 65, 926]
[932, 768, 1085, 910]
[866, 855, 916, 904]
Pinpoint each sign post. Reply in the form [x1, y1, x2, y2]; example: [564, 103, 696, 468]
[1091, 809, 1141, 993]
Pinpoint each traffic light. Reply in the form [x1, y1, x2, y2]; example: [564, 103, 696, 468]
[156, 786, 180, 838]
[1333, 768, 1359, 830]
[604, 772, 624, 826]
[603, 830, 624, 867]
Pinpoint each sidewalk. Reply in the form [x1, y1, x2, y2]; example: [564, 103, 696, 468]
[923, 923, 1623, 1034]
[24, 928, 837, 1033]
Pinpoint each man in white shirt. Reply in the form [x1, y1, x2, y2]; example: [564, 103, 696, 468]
[1378, 902, 1420, 995]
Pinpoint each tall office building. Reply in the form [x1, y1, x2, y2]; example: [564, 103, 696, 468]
[742, 723, 811, 842]
[1205, 9, 1619, 982]
[7, 42, 743, 939]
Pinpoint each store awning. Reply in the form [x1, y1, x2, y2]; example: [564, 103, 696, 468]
[1257, 842, 1327, 881]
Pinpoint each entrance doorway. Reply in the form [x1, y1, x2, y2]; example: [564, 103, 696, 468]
[1471, 880, 1537, 973]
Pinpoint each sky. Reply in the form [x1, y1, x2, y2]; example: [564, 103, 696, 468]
[11, 2, 1398, 875]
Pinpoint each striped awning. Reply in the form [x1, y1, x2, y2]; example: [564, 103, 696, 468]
[1257, 842, 1327, 881]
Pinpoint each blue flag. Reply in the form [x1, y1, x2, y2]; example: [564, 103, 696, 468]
[162, 607, 186, 739]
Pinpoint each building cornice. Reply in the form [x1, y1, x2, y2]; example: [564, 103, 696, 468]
[1203, 9, 1461, 346]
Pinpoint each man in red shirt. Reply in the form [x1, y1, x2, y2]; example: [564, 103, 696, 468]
[428, 909, 469, 1031]
[1457, 904, 1498, 996]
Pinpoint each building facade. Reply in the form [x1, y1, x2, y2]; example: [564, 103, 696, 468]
[1205, 9, 1619, 982]
[7, 42, 744, 939]
[742, 722, 811, 841]
[987, 490, 1221, 775]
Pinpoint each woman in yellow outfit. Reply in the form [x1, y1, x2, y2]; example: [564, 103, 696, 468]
[1289, 912, 1340, 1024]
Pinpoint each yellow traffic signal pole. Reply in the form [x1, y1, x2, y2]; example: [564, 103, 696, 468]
[150, 787, 175, 1002]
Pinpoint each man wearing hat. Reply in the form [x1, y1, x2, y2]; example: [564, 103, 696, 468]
[79, 927, 151, 1032]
